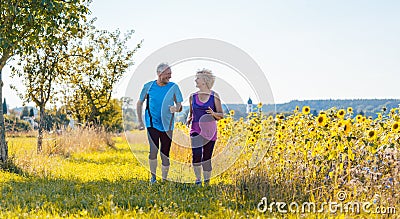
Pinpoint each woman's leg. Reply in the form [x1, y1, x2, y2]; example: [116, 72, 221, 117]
[191, 133, 204, 184]
[202, 140, 215, 184]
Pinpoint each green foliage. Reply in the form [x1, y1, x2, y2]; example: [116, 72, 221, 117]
[19, 106, 29, 119]
[123, 108, 137, 131]
[29, 108, 34, 117]
[1, 0, 91, 161]
[0, 0, 90, 61]
[43, 107, 70, 131]
[63, 22, 141, 128]
[121, 97, 137, 131]
[98, 99, 123, 132]
[4, 111, 31, 132]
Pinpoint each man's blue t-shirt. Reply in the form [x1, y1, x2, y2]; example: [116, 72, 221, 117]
[139, 81, 183, 131]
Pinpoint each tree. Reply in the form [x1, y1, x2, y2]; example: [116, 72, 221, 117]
[121, 97, 134, 111]
[29, 108, 34, 117]
[0, 0, 90, 161]
[42, 106, 69, 131]
[121, 96, 137, 131]
[64, 23, 141, 128]
[2, 98, 6, 115]
[20, 106, 29, 120]
[98, 98, 123, 132]
[13, 39, 71, 152]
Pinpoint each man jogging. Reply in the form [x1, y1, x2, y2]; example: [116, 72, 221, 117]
[136, 63, 183, 183]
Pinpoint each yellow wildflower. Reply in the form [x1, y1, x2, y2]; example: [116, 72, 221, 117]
[337, 109, 345, 119]
[347, 107, 353, 114]
[302, 106, 311, 114]
[392, 122, 399, 132]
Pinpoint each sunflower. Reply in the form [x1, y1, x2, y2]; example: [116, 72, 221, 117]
[220, 130, 228, 137]
[275, 131, 284, 140]
[343, 120, 352, 134]
[377, 113, 382, 120]
[229, 110, 235, 116]
[337, 120, 344, 128]
[302, 106, 311, 114]
[367, 130, 377, 141]
[247, 136, 257, 144]
[257, 102, 263, 108]
[347, 107, 353, 114]
[254, 124, 262, 132]
[276, 114, 284, 120]
[356, 115, 363, 123]
[337, 109, 346, 119]
[316, 114, 327, 126]
[390, 108, 396, 116]
[218, 122, 226, 129]
[392, 122, 399, 132]
[261, 119, 268, 126]
[295, 106, 300, 111]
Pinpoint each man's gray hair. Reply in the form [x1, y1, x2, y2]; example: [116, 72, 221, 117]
[156, 63, 170, 74]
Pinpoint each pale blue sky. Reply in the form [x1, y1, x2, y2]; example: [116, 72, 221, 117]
[4, 0, 400, 107]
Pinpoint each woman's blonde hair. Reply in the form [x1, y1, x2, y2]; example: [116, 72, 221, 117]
[196, 68, 215, 89]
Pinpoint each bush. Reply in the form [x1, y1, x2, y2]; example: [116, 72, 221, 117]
[4, 114, 32, 132]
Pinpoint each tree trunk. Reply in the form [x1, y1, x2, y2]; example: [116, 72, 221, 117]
[0, 51, 11, 163]
[0, 68, 8, 162]
[37, 106, 45, 153]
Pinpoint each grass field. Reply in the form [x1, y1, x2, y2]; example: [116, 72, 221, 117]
[1, 135, 260, 218]
[1, 107, 399, 218]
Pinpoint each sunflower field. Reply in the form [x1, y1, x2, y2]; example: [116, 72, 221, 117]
[175, 105, 399, 216]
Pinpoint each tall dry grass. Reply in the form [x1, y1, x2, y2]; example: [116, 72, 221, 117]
[4, 127, 117, 177]
[43, 127, 115, 157]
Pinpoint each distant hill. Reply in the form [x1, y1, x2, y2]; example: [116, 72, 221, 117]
[274, 99, 399, 116]
[170, 99, 399, 122]
[223, 99, 400, 119]
[10, 106, 38, 116]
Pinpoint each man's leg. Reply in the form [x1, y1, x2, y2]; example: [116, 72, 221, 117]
[147, 127, 160, 182]
[160, 130, 173, 181]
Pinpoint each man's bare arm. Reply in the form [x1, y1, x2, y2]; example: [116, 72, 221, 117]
[136, 100, 145, 130]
